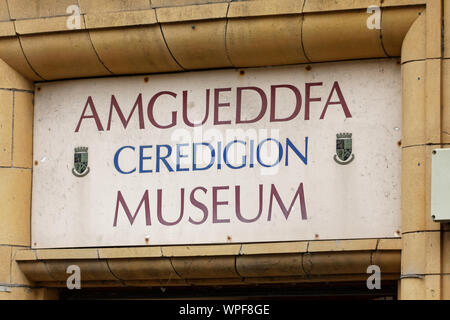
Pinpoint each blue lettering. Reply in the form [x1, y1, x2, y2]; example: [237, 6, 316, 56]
[257, 138, 283, 167]
[114, 146, 136, 174]
[223, 140, 246, 169]
[139, 145, 153, 173]
[156, 145, 173, 172]
[193, 143, 215, 171]
[176, 143, 189, 172]
[285, 137, 308, 165]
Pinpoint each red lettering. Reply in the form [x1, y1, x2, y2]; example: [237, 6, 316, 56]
[270, 85, 302, 122]
[235, 185, 263, 223]
[189, 187, 208, 225]
[147, 91, 177, 129]
[305, 82, 323, 120]
[107, 94, 145, 130]
[212, 186, 230, 223]
[268, 183, 307, 221]
[113, 190, 151, 226]
[213, 88, 232, 125]
[157, 188, 184, 226]
[74, 96, 104, 132]
[182, 90, 210, 127]
[236, 87, 267, 124]
[320, 81, 352, 119]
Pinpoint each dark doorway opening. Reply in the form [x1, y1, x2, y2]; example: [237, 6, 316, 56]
[60, 281, 398, 300]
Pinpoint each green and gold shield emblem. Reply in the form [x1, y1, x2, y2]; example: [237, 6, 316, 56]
[72, 147, 90, 177]
[334, 133, 355, 165]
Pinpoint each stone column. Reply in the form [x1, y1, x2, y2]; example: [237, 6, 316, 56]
[0, 58, 57, 299]
[400, 0, 450, 299]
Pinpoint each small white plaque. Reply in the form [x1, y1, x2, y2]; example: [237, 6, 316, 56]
[431, 148, 450, 222]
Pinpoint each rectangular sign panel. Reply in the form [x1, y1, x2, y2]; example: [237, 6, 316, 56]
[431, 148, 450, 222]
[32, 59, 401, 248]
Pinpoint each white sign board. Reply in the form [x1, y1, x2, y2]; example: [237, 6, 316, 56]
[32, 59, 401, 249]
